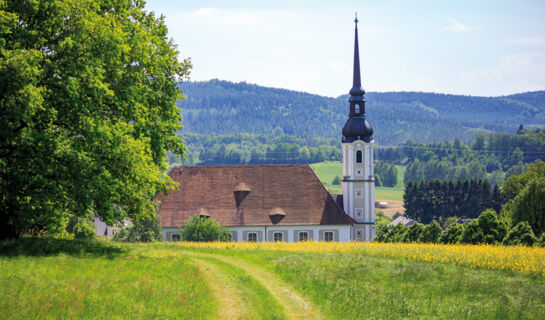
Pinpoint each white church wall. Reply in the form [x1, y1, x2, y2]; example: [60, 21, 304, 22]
[161, 225, 352, 242]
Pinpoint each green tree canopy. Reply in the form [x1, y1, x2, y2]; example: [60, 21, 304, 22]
[503, 221, 537, 246]
[476, 209, 508, 244]
[0, 0, 191, 239]
[181, 216, 230, 242]
[507, 177, 545, 236]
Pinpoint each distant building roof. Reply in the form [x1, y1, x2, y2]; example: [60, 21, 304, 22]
[157, 165, 355, 227]
[388, 216, 416, 227]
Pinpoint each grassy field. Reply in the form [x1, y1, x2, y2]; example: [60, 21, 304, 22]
[1, 239, 544, 319]
[310, 161, 405, 201]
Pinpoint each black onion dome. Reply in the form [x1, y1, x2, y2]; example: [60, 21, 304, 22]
[342, 118, 373, 142]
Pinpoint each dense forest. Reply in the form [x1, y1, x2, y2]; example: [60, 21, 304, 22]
[178, 80, 545, 145]
[377, 129, 545, 185]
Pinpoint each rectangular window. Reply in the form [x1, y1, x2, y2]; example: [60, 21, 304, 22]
[355, 208, 363, 218]
[248, 232, 257, 242]
[273, 232, 283, 242]
[324, 231, 334, 242]
[171, 234, 180, 242]
[298, 232, 309, 242]
[356, 230, 363, 240]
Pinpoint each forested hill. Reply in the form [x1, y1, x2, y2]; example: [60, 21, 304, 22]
[177, 80, 545, 145]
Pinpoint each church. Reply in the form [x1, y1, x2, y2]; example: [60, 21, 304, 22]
[157, 17, 376, 242]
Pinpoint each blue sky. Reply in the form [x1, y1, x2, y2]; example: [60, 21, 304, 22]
[146, 0, 545, 97]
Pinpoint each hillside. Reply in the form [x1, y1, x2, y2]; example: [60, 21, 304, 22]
[177, 80, 545, 145]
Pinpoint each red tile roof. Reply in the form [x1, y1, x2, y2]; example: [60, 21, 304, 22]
[157, 165, 354, 227]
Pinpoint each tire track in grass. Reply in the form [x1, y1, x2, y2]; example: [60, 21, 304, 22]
[192, 259, 245, 320]
[185, 250, 324, 320]
[193, 256, 287, 320]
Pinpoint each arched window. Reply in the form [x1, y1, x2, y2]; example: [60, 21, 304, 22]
[248, 232, 257, 242]
[273, 232, 283, 242]
[356, 150, 362, 163]
[354, 104, 360, 113]
[298, 232, 309, 242]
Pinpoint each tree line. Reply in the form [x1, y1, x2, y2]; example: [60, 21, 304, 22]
[376, 129, 544, 186]
[382, 161, 545, 246]
[404, 179, 506, 223]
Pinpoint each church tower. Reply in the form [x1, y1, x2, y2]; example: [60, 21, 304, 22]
[342, 15, 375, 241]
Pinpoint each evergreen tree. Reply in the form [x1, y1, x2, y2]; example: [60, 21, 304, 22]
[503, 221, 537, 246]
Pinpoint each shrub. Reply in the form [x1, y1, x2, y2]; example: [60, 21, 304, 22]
[113, 215, 162, 242]
[476, 209, 508, 244]
[537, 233, 545, 247]
[181, 216, 230, 242]
[373, 224, 408, 243]
[419, 221, 442, 243]
[406, 223, 425, 242]
[373, 224, 389, 242]
[503, 221, 537, 246]
[332, 176, 341, 185]
[460, 221, 484, 244]
[73, 223, 96, 240]
[438, 223, 463, 244]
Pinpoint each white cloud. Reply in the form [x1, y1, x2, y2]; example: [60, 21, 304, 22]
[443, 18, 482, 32]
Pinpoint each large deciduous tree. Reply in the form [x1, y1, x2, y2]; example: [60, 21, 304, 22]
[0, 0, 191, 239]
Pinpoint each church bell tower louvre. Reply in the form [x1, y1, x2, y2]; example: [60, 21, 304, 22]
[342, 13, 376, 241]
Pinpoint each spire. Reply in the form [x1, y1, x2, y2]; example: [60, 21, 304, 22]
[349, 13, 365, 98]
[342, 13, 373, 143]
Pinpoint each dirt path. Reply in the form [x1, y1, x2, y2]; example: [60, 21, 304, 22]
[192, 259, 246, 320]
[186, 251, 324, 320]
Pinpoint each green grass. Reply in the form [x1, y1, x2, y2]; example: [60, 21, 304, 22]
[375, 187, 405, 201]
[0, 239, 215, 319]
[310, 161, 343, 194]
[3, 239, 543, 320]
[216, 249, 545, 320]
[395, 164, 406, 188]
[195, 256, 286, 319]
[310, 161, 406, 200]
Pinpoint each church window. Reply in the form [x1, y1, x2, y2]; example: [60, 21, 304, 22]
[355, 104, 360, 113]
[356, 150, 362, 163]
[356, 189, 363, 198]
[356, 230, 364, 240]
[356, 208, 363, 217]
[324, 231, 334, 242]
[356, 169, 362, 176]
[273, 232, 283, 242]
[298, 232, 309, 241]
[248, 232, 257, 242]
[171, 233, 180, 242]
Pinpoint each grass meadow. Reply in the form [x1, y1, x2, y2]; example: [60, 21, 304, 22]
[0, 239, 215, 319]
[1, 239, 544, 319]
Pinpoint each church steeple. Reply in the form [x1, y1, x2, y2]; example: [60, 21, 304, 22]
[342, 13, 373, 143]
[349, 14, 365, 99]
